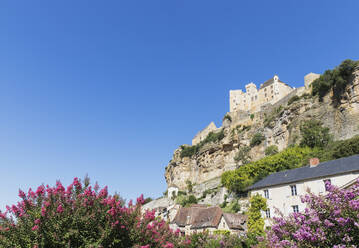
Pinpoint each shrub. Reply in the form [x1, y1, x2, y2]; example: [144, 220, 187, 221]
[222, 201, 241, 214]
[250, 133, 265, 147]
[264, 145, 278, 156]
[221, 146, 314, 193]
[331, 135, 359, 159]
[266, 180, 359, 247]
[0, 177, 187, 248]
[312, 59, 358, 103]
[300, 119, 331, 148]
[175, 194, 197, 207]
[234, 145, 251, 165]
[287, 95, 300, 105]
[250, 114, 255, 120]
[180, 145, 198, 158]
[186, 180, 193, 193]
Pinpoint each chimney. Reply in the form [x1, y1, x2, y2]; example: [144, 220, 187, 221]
[309, 158, 320, 168]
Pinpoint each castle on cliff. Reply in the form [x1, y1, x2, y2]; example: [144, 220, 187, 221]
[191, 72, 320, 146]
[229, 73, 320, 113]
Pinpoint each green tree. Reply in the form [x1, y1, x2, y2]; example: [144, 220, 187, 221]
[300, 119, 331, 148]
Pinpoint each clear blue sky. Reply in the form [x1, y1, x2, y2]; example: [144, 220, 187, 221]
[0, 1, 358, 208]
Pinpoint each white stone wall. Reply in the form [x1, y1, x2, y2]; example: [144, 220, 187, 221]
[250, 172, 359, 226]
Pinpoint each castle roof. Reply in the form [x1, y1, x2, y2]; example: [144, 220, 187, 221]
[247, 154, 359, 191]
[260, 76, 292, 89]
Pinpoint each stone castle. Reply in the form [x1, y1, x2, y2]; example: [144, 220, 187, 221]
[229, 73, 320, 113]
[192, 72, 320, 145]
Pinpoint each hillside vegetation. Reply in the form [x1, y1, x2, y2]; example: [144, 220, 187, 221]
[221, 119, 359, 193]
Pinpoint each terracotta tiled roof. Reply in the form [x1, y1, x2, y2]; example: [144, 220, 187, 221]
[223, 213, 247, 230]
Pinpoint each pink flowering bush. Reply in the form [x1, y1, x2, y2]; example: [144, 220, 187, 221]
[266, 180, 359, 247]
[0, 177, 246, 247]
[0, 177, 188, 248]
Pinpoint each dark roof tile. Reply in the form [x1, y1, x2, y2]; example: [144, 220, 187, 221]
[248, 154, 359, 190]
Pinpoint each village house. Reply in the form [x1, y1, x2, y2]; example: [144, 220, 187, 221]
[247, 155, 359, 226]
[170, 204, 247, 236]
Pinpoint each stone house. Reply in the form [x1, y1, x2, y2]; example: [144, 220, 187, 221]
[170, 205, 247, 236]
[247, 155, 359, 226]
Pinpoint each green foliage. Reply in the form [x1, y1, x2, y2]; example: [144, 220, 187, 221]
[143, 197, 153, 204]
[180, 129, 225, 158]
[222, 201, 241, 213]
[180, 145, 198, 158]
[250, 113, 255, 120]
[331, 135, 359, 159]
[300, 119, 331, 148]
[248, 194, 267, 237]
[221, 146, 314, 193]
[250, 133, 265, 147]
[234, 145, 251, 165]
[312, 59, 358, 103]
[223, 114, 232, 122]
[213, 230, 231, 236]
[265, 145, 278, 156]
[287, 95, 300, 105]
[186, 180, 193, 193]
[175, 194, 198, 207]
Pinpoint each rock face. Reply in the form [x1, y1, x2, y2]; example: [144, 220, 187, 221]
[165, 67, 359, 191]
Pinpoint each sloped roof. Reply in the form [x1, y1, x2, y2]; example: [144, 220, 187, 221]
[248, 154, 359, 191]
[223, 213, 247, 230]
[260, 77, 292, 89]
[190, 206, 223, 229]
[172, 205, 222, 228]
[172, 205, 247, 230]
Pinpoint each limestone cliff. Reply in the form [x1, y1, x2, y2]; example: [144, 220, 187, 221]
[165, 66, 359, 191]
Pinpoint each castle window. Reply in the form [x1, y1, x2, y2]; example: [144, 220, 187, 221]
[255, 95, 258, 100]
[271, 90, 273, 94]
[264, 88, 267, 91]
[251, 97, 254, 101]
[271, 85, 273, 88]
[272, 96, 274, 99]
[265, 93, 267, 97]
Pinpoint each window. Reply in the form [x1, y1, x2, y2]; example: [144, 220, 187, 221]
[265, 208, 271, 218]
[324, 179, 331, 191]
[290, 185, 297, 196]
[292, 205, 299, 213]
[271, 85, 273, 88]
[265, 93, 267, 97]
[264, 189, 269, 199]
[255, 95, 258, 100]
